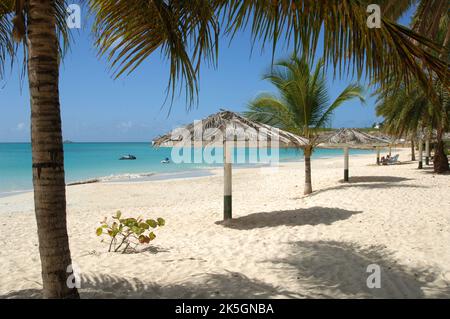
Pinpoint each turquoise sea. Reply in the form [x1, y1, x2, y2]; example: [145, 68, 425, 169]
[0, 143, 375, 195]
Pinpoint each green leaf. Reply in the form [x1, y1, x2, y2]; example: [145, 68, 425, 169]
[132, 226, 144, 235]
[138, 235, 146, 244]
[96, 227, 103, 236]
[139, 222, 149, 230]
[146, 219, 157, 228]
[149, 232, 156, 241]
[157, 218, 165, 226]
[116, 211, 122, 219]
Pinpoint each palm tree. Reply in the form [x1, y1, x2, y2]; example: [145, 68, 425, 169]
[376, 81, 449, 172]
[1, 0, 220, 298]
[1, 0, 79, 299]
[375, 4, 449, 173]
[411, 1, 450, 173]
[244, 56, 365, 194]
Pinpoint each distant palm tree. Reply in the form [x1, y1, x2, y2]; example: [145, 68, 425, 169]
[376, 81, 449, 172]
[244, 56, 365, 194]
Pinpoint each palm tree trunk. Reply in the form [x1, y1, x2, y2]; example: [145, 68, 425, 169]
[304, 146, 313, 195]
[27, 0, 79, 299]
[434, 129, 449, 174]
[410, 138, 415, 161]
[418, 139, 423, 169]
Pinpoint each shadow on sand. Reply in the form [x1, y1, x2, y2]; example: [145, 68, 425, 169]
[216, 207, 362, 230]
[3, 241, 449, 299]
[309, 175, 426, 196]
[340, 176, 412, 183]
[1, 271, 300, 299]
[267, 240, 450, 298]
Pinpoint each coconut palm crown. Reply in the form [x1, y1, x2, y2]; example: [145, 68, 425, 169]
[244, 55, 365, 194]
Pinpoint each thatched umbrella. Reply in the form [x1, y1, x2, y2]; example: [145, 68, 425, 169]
[153, 110, 308, 220]
[318, 128, 389, 182]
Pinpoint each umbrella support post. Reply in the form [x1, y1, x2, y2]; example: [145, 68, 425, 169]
[425, 140, 430, 166]
[344, 147, 349, 182]
[418, 140, 423, 169]
[224, 141, 232, 220]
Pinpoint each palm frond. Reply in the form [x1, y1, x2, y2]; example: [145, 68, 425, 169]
[244, 93, 300, 134]
[246, 54, 365, 142]
[0, 0, 14, 78]
[89, 0, 219, 108]
[316, 83, 365, 128]
[0, 0, 72, 80]
[217, 0, 449, 98]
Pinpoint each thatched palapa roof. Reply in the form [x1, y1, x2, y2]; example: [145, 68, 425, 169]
[318, 128, 389, 148]
[153, 110, 308, 148]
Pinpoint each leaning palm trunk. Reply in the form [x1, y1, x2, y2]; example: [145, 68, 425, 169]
[304, 146, 313, 195]
[433, 22, 450, 174]
[27, 0, 79, 299]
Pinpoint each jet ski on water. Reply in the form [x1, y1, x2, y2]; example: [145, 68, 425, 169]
[161, 157, 170, 164]
[119, 154, 137, 160]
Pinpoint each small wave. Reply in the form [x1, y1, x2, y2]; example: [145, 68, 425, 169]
[0, 189, 33, 198]
[67, 172, 156, 186]
[98, 172, 156, 182]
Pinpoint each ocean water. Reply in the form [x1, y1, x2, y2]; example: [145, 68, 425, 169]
[0, 143, 375, 195]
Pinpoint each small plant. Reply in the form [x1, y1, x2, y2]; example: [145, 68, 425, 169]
[96, 211, 165, 253]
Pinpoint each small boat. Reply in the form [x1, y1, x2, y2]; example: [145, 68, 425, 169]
[119, 154, 137, 160]
[161, 157, 170, 164]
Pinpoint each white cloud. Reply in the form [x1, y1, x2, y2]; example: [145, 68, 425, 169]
[16, 123, 25, 131]
[117, 121, 133, 132]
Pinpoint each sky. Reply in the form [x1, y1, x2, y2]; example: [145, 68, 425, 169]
[0, 5, 414, 142]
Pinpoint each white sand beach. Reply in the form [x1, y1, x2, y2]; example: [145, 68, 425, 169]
[1, 148, 449, 298]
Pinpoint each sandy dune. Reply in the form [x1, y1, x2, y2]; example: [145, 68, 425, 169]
[1, 149, 449, 298]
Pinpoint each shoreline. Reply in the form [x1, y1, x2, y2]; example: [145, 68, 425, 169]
[0, 150, 379, 199]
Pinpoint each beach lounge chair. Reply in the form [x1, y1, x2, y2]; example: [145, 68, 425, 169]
[386, 154, 399, 165]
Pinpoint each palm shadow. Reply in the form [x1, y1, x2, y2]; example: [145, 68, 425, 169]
[341, 176, 412, 183]
[311, 176, 426, 196]
[419, 168, 450, 175]
[216, 207, 362, 230]
[1, 271, 300, 299]
[121, 245, 170, 255]
[267, 241, 450, 298]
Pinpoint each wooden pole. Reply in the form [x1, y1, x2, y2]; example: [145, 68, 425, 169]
[223, 141, 232, 220]
[418, 140, 423, 169]
[425, 139, 430, 165]
[344, 147, 349, 182]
